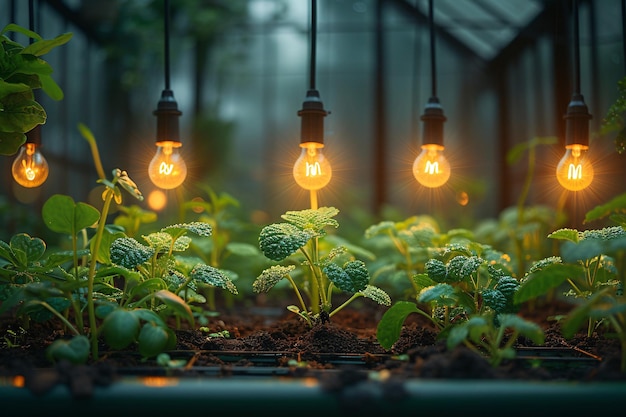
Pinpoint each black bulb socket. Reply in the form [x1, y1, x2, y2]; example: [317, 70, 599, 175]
[298, 89, 328, 145]
[420, 97, 447, 147]
[153, 89, 182, 144]
[564, 93, 592, 147]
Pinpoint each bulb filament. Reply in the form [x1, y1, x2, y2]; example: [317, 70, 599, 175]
[159, 162, 174, 175]
[306, 161, 322, 177]
[567, 163, 582, 180]
[424, 161, 440, 175]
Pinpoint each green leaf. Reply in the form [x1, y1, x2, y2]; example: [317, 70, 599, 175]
[189, 264, 238, 295]
[0, 91, 46, 132]
[46, 335, 90, 364]
[324, 260, 370, 293]
[253, 265, 296, 293]
[360, 285, 391, 306]
[515, 264, 583, 303]
[101, 309, 140, 349]
[21, 32, 72, 57]
[584, 192, 626, 223]
[548, 228, 580, 243]
[154, 289, 195, 326]
[281, 206, 339, 233]
[0, 131, 26, 156]
[110, 237, 154, 268]
[137, 322, 172, 358]
[162, 222, 212, 237]
[418, 283, 457, 305]
[1, 24, 43, 42]
[42, 194, 100, 236]
[376, 301, 422, 350]
[10, 233, 45, 265]
[497, 314, 545, 345]
[259, 223, 314, 261]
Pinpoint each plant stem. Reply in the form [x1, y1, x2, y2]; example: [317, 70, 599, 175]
[86, 190, 114, 360]
[285, 274, 308, 314]
[329, 293, 361, 318]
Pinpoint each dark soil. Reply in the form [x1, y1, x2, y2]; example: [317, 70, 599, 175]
[1, 296, 624, 398]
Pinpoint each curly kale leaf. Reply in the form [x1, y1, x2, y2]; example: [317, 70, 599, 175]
[364, 221, 396, 239]
[482, 289, 508, 313]
[142, 232, 174, 253]
[324, 260, 369, 293]
[252, 265, 296, 293]
[446, 255, 483, 282]
[110, 237, 154, 269]
[259, 223, 315, 261]
[190, 264, 238, 295]
[496, 276, 519, 299]
[425, 259, 448, 283]
[281, 207, 339, 235]
[360, 285, 391, 306]
[161, 222, 213, 237]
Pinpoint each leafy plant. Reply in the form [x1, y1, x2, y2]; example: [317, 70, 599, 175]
[180, 185, 263, 310]
[0, 24, 72, 155]
[253, 207, 391, 326]
[376, 240, 517, 350]
[515, 227, 625, 333]
[447, 312, 544, 367]
[0, 124, 238, 363]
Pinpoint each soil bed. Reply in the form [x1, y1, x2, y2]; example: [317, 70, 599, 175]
[1, 297, 624, 393]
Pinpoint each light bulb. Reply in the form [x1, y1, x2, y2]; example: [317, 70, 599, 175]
[12, 143, 49, 188]
[556, 144, 593, 191]
[148, 141, 187, 189]
[293, 142, 332, 191]
[412, 144, 450, 188]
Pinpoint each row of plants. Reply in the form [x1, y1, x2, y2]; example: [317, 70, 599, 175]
[1, 22, 625, 375]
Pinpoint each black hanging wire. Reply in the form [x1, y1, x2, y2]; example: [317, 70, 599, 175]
[428, 0, 437, 98]
[420, 0, 445, 147]
[163, 0, 171, 91]
[572, 0, 581, 95]
[622, 0, 626, 74]
[298, 0, 327, 145]
[309, 0, 317, 91]
[154, 0, 181, 144]
[26, 0, 41, 147]
[564, 0, 591, 147]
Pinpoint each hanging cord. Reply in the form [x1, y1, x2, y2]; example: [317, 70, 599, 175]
[28, 0, 35, 41]
[572, 0, 580, 95]
[309, 0, 317, 90]
[622, 0, 626, 73]
[429, 0, 437, 98]
[164, 0, 171, 90]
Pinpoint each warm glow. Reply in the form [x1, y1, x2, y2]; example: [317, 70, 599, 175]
[412, 144, 451, 188]
[293, 142, 332, 191]
[556, 144, 594, 191]
[11, 143, 49, 188]
[147, 189, 168, 211]
[139, 376, 179, 387]
[148, 141, 187, 189]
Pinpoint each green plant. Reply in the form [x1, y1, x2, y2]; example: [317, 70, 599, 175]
[446, 312, 544, 367]
[180, 185, 264, 310]
[0, 24, 72, 155]
[252, 207, 391, 326]
[0, 124, 238, 363]
[376, 239, 517, 349]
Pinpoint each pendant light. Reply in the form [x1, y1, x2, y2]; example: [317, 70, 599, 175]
[412, 0, 450, 188]
[292, 0, 332, 208]
[148, 0, 187, 190]
[555, 0, 593, 191]
[11, 0, 49, 188]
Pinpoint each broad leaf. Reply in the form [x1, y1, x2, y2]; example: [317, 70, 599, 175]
[42, 194, 100, 236]
[376, 301, 422, 350]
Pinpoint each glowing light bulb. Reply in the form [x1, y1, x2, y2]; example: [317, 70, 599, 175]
[293, 142, 332, 191]
[412, 144, 450, 188]
[556, 144, 593, 191]
[11, 143, 49, 188]
[148, 141, 187, 189]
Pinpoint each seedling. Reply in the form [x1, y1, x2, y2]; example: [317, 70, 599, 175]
[253, 207, 391, 326]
